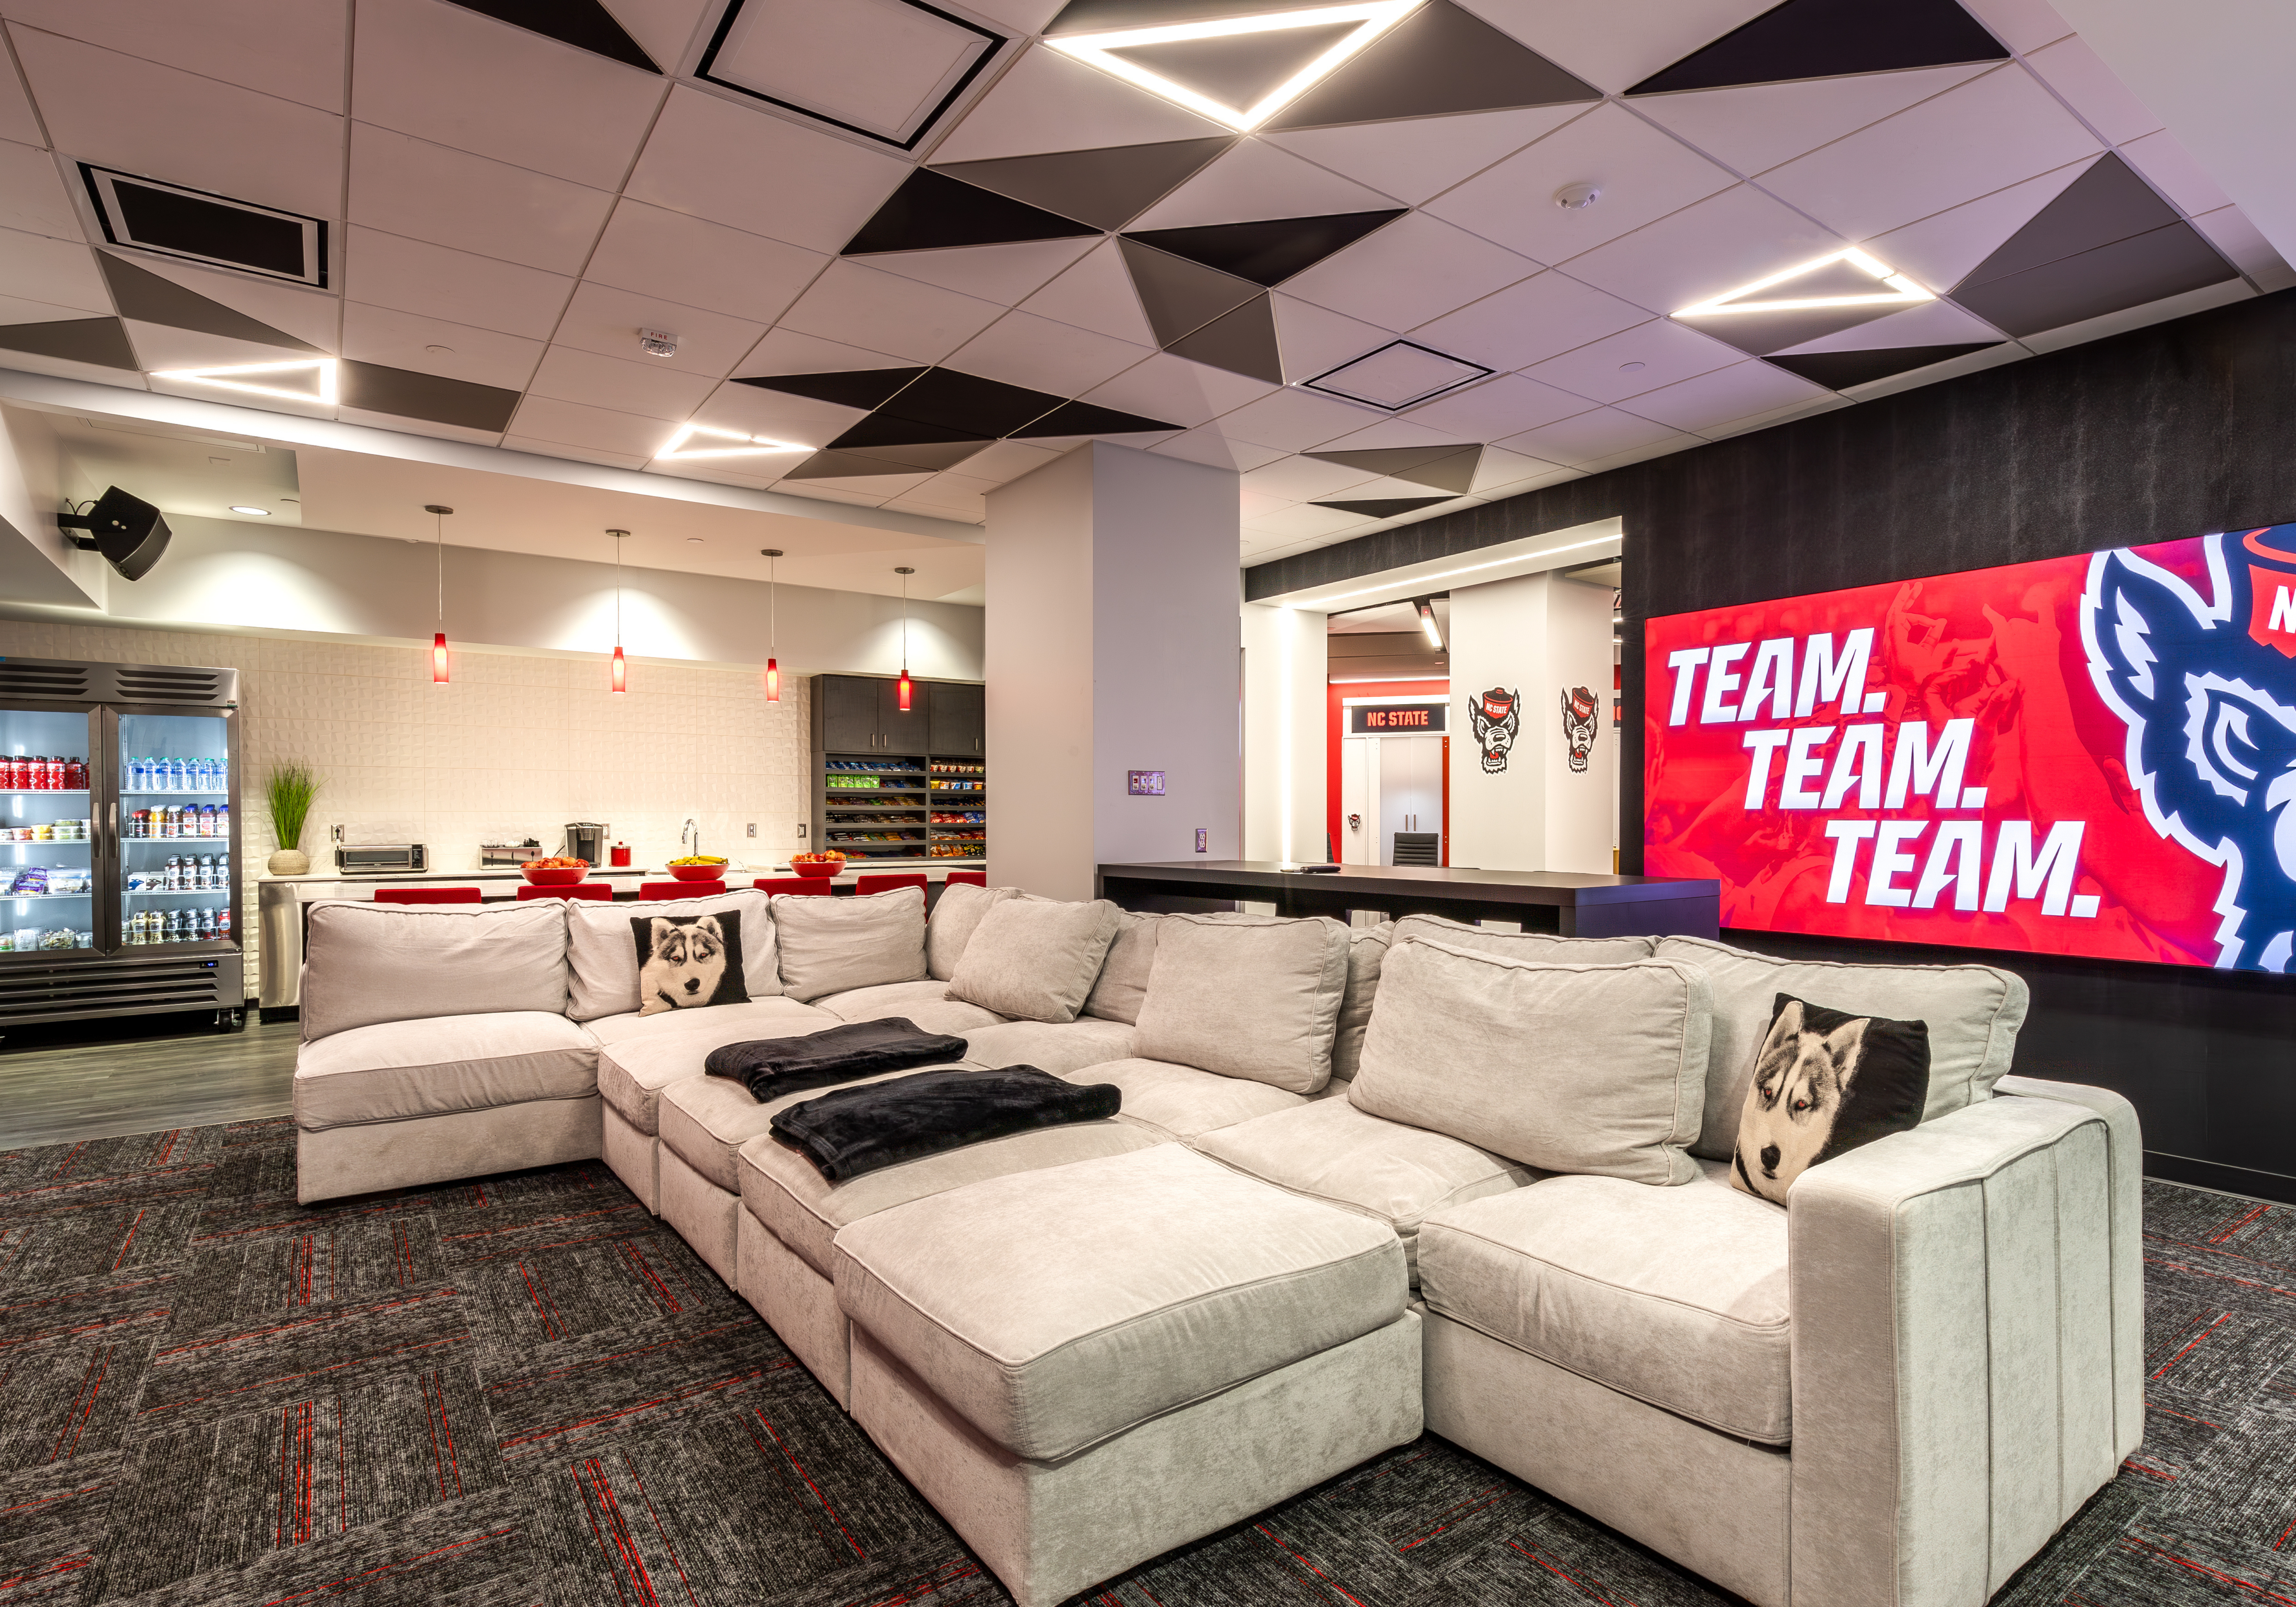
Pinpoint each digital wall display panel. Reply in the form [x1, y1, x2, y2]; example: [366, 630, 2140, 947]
[1644, 526, 2296, 972]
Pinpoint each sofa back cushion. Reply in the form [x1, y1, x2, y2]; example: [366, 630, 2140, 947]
[1132, 913, 1350, 1093]
[927, 882, 1019, 980]
[1331, 923, 1392, 1082]
[1350, 938, 1710, 1184]
[302, 898, 569, 1041]
[946, 897, 1122, 1023]
[1655, 935, 2029, 1161]
[774, 885, 927, 1002]
[1392, 913, 1654, 965]
[567, 889, 779, 1020]
[1082, 910, 1158, 1024]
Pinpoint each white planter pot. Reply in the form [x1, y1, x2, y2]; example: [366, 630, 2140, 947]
[267, 849, 310, 875]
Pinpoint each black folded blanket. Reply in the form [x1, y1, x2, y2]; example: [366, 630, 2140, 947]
[703, 1018, 968, 1102]
[770, 1067, 1120, 1182]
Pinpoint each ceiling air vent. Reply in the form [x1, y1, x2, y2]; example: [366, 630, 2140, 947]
[80, 164, 328, 287]
[0, 659, 92, 700]
[104, 664, 237, 706]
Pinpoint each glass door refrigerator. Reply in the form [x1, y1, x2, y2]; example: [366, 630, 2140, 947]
[0, 657, 241, 1028]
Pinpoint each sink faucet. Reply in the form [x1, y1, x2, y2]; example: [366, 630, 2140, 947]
[680, 818, 698, 858]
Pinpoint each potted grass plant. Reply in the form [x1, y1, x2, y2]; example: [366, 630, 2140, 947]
[264, 762, 322, 875]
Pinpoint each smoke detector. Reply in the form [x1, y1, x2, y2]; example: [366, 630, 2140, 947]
[638, 328, 679, 358]
[1554, 182, 1601, 210]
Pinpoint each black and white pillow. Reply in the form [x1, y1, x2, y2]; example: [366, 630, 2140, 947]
[633, 912, 751, 1016]
[1731, 992, 1930, 1204]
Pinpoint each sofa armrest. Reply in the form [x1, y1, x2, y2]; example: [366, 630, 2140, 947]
[1788, 1092, 2141, 1607]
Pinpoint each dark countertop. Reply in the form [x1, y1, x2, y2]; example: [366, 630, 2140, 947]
[1097, 861, 1718, 906]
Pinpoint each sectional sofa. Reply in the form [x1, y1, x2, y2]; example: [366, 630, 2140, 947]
[294, 881, 2142, 1607]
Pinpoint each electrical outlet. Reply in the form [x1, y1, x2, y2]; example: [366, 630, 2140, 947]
[331, 824, 343, 843]
[746, 822, 756, 837]
[797, 823, 807, 840]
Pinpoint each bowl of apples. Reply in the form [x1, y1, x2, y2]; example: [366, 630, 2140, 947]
[789, 850, 846, 880]
[521, 856, 589, 886]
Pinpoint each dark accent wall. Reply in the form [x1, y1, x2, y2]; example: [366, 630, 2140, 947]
[1247, 287, 2296, 1204]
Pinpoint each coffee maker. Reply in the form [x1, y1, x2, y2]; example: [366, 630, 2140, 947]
[564, 822, 608, 865]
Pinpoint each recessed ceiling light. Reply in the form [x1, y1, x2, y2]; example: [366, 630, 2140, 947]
[1047, 1, 1421, 132]
[150, 357, 339, 405]
[686, 537, 703, 544]
[656, 423, 810, 461]
[228, 505, 269, 516]
[1675, 248, 1932, 318]
[1619, 361, 1645, 372]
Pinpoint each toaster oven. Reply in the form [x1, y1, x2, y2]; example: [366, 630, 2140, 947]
[335, 843, 427, 872]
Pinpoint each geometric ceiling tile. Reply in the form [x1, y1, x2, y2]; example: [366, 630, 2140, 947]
[443, 0, 661, 71]
[931, 137, 1235, 231]
[1043, 0, 1293, 27]
[0, 316, 137, 370]
[864, 237, 1098, 304]
[337, 360, 523, 432]
[1019, 240, 1159, 346]
[1303, 339, 1493, 410]
[1266, 0, 1600, 129]
[1101, 24, 1361, 118]
[1861, 161, 2095, 292]
[1951, 221, 2236, 338]
[781, 450, 941, 482]
[1627, 0, 2009, 95]
[96, 252, 324, 353]
[1126, 139, 1400, 231]
[122, 253, 343, 352]
[1627, 61, 1993, 178]
[1769, 295, 2004, 353]
[1670, 247, 1936, 353]
[925, 44, 1229, 165]
[874, 367, 1068, 436]
[827, 411, 996, 450]
[1163, 292, 1286, 383]
[1305, 443, 1483, 493]
[1118, 238, 1264, 345]
[1676, 301, 1905, 356]
[697, 0, 1003, 150]
[1263, 105, 1586, 206]
[1763, 342, 2005, 390]
[1043, 4, 1419, 130]
[843, 170, 1099, 255]
[1310, 495, 1453, 518]
[1955, 154, 2179, 291]
[1012, 399, 1181, 437]
[813, 436, 994, 472]
[733, 368, 930, 410]
[1123, 210, 1403, 288]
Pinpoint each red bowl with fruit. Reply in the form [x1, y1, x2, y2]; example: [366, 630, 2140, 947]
[666, 856, 728, 882]
[789, 851, 845, 880]
[522, 858, 588, 886]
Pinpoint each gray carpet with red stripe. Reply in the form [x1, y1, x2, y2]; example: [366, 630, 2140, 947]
[0, 1117, 2286, 1606]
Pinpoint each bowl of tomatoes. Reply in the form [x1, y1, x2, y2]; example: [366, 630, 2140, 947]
[521, 856, 589, 886]
[789, 850, 846, 880]
[666, 855, 728, 882]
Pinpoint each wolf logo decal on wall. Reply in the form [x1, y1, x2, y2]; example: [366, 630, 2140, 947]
[1561, 686, 1599, 772]
[2083, 527, 2296, 972]
[1468, 686, 1520, 773]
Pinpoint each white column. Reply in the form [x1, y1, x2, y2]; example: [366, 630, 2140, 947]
[984, 442, 1241, 899]
[1241, 600, 1327, 863]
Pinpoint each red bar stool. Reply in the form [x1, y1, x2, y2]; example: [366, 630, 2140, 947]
[373, 886, 482, 904]
[516, 882, 613, 901]
[640, 880, 725, 900]
[754, 877, 833, 896]
[856, 873, 928, 897]
[943, 870, 987, 888]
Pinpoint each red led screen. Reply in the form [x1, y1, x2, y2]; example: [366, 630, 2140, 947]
[1644, 526, 2296, 972]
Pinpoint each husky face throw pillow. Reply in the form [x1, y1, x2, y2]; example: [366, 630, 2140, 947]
[1730, 992, 1929, 1204]
[633, 912, 752, 1015]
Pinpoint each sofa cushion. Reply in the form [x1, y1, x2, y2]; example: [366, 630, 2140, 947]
[566, 890, 778, 1021]
[1392, 913, 1654, 965]
[738, 1118, 1162, 1278]
[774, 886, 928, 1002]
[1655, 935, 2029, 1162]
[927, 881, 1018, 980]
[1063, 1057, 1304, 1141]
[1350, 940, 1711, 1185]
[301, 900, 569, 1041]
[831, 1143, 1408, 1461]
[946, 897, 1122, 1024]
[1132, 914, 1349, 1093]
[294, 1010, 597, 1130]
[1332, 923, 1391, 1082]
[1194, 1096, 1530, 1276]
[1081, 911, 1158, 1024]
[1730, 994, 1933, 1204]
[660, 1060, 978, 1195]
[1417, 1163, 1792, 1444]
[593, 999, 841, 1132]
[960, 1017, 1137, 1077]
[814, 978, 1005, 1035]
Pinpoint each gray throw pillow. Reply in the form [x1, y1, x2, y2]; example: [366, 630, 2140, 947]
[1132, 914, 1349, 1094]
[1331, 923, 1392, 1082]
[301, 898, 569, 1041]
[927, 881, 1019, 980]
[946, 898, 1123, 1023]
[1082, 910, 1159, 1025]
[773, 886, 928, 1002]
[1392, 913, 1654, 965]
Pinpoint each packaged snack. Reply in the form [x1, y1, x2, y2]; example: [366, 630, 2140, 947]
[10, 868, 47, 895]
[40, 928, 72, 949]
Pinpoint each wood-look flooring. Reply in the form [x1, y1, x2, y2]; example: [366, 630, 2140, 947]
[0, 1013, 296, 1147]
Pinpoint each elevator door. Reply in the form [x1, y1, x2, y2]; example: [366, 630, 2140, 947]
[1379, 736, 1442, 865]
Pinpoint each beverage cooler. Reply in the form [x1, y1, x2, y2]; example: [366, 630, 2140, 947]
[0, 656, 241, 1027]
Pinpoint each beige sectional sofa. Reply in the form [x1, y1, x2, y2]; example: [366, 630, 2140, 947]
[293, 882, 2141, 1607]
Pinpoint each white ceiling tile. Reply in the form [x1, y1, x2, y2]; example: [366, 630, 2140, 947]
[953, 438, 1063, 483]
[1627, 64, 1994, 179]
[944, 0, 1064, 30]
[13, 28, 343, 217]
[499, 432, 651, 470]
[344, 225, 575, 341]
[1271, 293, 1397, 385]
[1579, 430, 1704, 473]
[625, 86, 909, 255]
[0, 223, 106, 311]
[924, 43, 1228, 164]
[1755, 66, 2101, 242]
[1407, 269, 1647, 372]
[1958, 0, 2074, 53]
[1497, 405, 1696, 468]
[865, 236, 1094, 304]
[1239, 502, 1365, 540]
[1080, 350, 1278, 427]
[0, 348, 146, 385]
[551, 279, 767, 376]
[1520, 317, 1739, 403]
[510, 395, 683, 458]
[586, 200, 828, 325]
[1471, 444, 1570, 492]
[595, 0, 717, 73]
[946, 308, 1151, 397]
[338, 301, 546, 390]
[766, 481, 894, 509]
[1148, 426, 1286, 472]
[1770, 297, 2007, 355]
[1697, 392, 1851, 440]
[683, 380, 864, 450]
[1616, 358, 1828, 433]
[528, 342, 718, 418]
[0, 36, 43, 145]
[1476, 465, 1584, 501]
[1557, 183, 1848, 315]
[2192, 205, 2296, 293]
[1398, 371, 1586, 437]
[1456, 0, 1771, 96]
[109, 252, 338, 350]
[775, 258, 1003, 364]
[0, 289, 95, 324]
[1126, 138, 1400, 231]
[126, 320, 328, 372]
[775, 468, 932, 497]
[1265, 106, 1586, 206]
[1213, 388, 1379, 451]
[1242, 457, 1383, 501]
[1424, 102, 1735, 265]
[332, 407, 503, 447]
[733, 325, 912, 378]
[1861, 160, 2089, 291]
[352, 0, 665, 190]
[2022, 36, 2162, 147]
[885, 491, 987, 522]
[1310, 415, 1468, 452]
[2119, 129, 2234, 218]
[1282, 211, 1536, 333]
[1018, 239, 1155, 346]
[1239, 487, 1293, 520]
[349, 123, 614, 275]
[3, 0, 346, 112]
[0, 139, 71, 240]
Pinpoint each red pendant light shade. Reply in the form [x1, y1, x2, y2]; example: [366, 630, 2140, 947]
[895, 566, 915, 713]
[898, 670, 912, 712]
[762, 549, 782, 703]
[608, 529, 629, 695]
[432, 631, 449, 684]
[425, 504, 451, 685]
[611, 644, 627, 694]
[766, 658, 779, 702]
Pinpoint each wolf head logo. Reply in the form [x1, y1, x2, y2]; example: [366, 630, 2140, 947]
[1468, 687, 1520, 774]
[2082, 528, 2296, 972]
[1560, 686, 1599, 772]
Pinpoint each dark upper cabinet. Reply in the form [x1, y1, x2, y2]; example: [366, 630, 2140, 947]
[818, 675, 882, 753]
[929, 681, 984, 756]
[875, 677, 929, 754]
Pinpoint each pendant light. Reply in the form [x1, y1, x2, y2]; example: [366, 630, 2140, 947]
[895, 566, 915, 713]
[608, 529, 629, 694]
[761, 548, 782, 702]
[424, 504, 452, 684]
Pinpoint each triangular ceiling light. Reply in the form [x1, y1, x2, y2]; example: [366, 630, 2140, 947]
[444, 0, 660, 72]
[656, 423, 811, 461]
[148, 357, 337, 404]
[1267, 1, 1599, 130]
[1677, 248, 1933, 321]
[1047, 1, 1423, 131]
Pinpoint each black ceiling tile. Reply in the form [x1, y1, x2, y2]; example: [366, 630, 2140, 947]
[1312, 496, 1454, 518]
[1957, 154, 2182, 291]
[1305, 444, 1484, 493]
[1950, 222, 2238, 338]
[1012, 399, 1180, 437]
[781, 451, 934, 482]
[844, 170, 1099, 256]
[1107, 24, 1359, 115]
[339, 361, 522, 432]
[97, 252, 323, 352]
[877, 367, 1068, 435]
[1118, 237, 1263, 346]
[1676, 302, 1905, 356]
[1163, 293, 1286, 383]
[1763, 342, 2004, 390]
[0, 317, 137, 370]
[444, 0, 660, 69]
[932, 138, 1234, 232]
[732, 368, 928, 409]
[829, 411, 999, 450]
[1628, 0, 2007, 94]
[1267, 0, 1600, 130]
[823, 439, 994, 472]
[1124, 210, 1404, 288]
